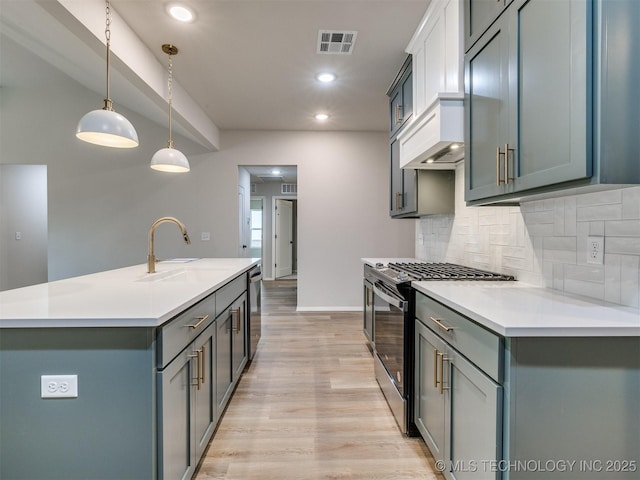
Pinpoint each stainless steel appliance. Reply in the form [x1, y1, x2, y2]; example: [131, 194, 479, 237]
[365, 261, 514, 435]
[247, 264, 262, 361]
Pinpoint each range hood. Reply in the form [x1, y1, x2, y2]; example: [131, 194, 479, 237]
[397, 93, 464, 169]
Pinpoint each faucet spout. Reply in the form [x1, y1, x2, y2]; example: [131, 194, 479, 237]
[147, 216, 191, 273]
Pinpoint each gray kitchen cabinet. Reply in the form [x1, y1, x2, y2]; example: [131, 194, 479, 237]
[464, 0, 511, 52]
[231, 293, 248, 383]
[215, 274, 248, 414]
[465, 0, 640, 205]
[216, 310, 232, 413]
[415, 321, 447, 463]
[157, 295, 217, 480]
[415, 289, 640, 480]
[193, 322, 217, 462]
[0, 262, 256, 480]
[465, 0, 589, 203]
[389, 55, 413, 138]
[415, 299, 502, 480]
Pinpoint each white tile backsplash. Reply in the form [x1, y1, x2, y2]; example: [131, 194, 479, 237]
[415, 163, 640, 308]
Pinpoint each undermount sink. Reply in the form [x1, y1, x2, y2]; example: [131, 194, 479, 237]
[158, 258, 201, 264]
[135, 269, 187, 282]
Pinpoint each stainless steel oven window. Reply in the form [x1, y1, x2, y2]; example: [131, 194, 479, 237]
[372, 282, 407, 396]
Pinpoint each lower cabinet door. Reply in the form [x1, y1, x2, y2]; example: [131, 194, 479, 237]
[231, 294, 247, 382]
[216, 312, 232, 413]
[415, 320, 448, 462]
[194, 322, 217, 461]
[158, 348, 195, 480]
[446, 349, 502, 480]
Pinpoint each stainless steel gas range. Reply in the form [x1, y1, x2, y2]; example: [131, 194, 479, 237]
[363, 261, 514, 436]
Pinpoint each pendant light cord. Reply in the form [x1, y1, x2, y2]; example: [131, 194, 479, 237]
[104, 0, 113, 111]
[167, 53, 174, 148]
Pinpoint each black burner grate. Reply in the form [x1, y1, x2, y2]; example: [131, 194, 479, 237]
[388, 262, 515, 281]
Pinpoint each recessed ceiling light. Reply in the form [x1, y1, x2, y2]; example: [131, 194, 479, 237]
[426, 158, 435, 164]
[450, 143, 461, 150]
[167, 4, 195, 23]
[316, 72, 336, 83]
[271, 169, 281, 175]
[315, 113, 329, 121]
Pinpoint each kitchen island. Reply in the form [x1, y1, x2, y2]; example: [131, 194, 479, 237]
[413, 281, 639, 480]
[0, 258, 259, 480]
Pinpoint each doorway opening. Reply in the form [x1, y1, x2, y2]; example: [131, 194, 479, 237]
[241, 166, 297, 281]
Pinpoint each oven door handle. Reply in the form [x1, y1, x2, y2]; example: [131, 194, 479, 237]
[373, 284, 408, 312]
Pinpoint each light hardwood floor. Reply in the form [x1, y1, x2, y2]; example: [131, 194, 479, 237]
[195, 280, 442, 480]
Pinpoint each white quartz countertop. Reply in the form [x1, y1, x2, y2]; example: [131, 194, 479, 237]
[413, 281, 640, 337]
[0, 258, 260, 328]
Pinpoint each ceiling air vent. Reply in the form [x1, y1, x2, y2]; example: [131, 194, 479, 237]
[281, 183, 297, 194]
[318, 30, 357, 54]
[257, 175, 284, 183]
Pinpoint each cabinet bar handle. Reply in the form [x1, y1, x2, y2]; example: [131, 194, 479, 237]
[186, 314, 209, 330]
[496, 146, 507, 185]
[395, 104, 403, 125]
[437, 352, 445, 395]
[433, 349, 439, 389]
[231, 307, 241, 333]
[200, 345, 206, 385]
[395, 192, 403, 211]
[189, 349, 202, 390]
[430, 316, 454, 332]
[496, 147, 501, 186]
[505, 143, 514, 184]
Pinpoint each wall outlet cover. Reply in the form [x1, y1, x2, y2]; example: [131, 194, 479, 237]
[41, 375, 78, 398]
[587, 236, 605, 265]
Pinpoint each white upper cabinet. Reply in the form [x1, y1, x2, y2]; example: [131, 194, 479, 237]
[398, 0, 465, 169]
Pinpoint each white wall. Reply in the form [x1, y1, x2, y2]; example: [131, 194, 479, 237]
[194, 130, 415, 310]
[0, 165, 48, 290]
[1, 35, 415, 309]
[416, 163, 640, 308]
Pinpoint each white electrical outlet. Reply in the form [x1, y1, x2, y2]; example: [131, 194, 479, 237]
[41, 375, 78, 398]
[587, 236, 604, 265]
[201, 232, 211, 241]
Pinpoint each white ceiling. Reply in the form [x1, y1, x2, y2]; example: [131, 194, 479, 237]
[0, 0, 431, 160]
[109, 0, 430, 132]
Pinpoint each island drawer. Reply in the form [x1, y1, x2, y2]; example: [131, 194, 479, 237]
[415, 291, 503, 383]
[157, 294, 215, 368]
[215, 274, 246, 317]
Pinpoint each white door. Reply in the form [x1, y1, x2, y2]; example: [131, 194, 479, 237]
[274, 199, 293, 278]
[238, 186, 250, 257]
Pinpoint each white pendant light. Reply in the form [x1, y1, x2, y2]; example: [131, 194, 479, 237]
[150, 44, 190, 173]
[76, 0, 139, 148]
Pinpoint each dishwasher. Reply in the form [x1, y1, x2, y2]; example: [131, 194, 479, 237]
[247, 264, 262, 361]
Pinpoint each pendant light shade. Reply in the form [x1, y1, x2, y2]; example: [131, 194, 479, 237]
[77, 0, 138, 148]
[150, 147, 190, 172]
[151, 44, 190, 173]
[77, 106, 139, 148]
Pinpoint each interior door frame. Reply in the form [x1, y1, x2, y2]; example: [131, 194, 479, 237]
[271, 195, 297, 279]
